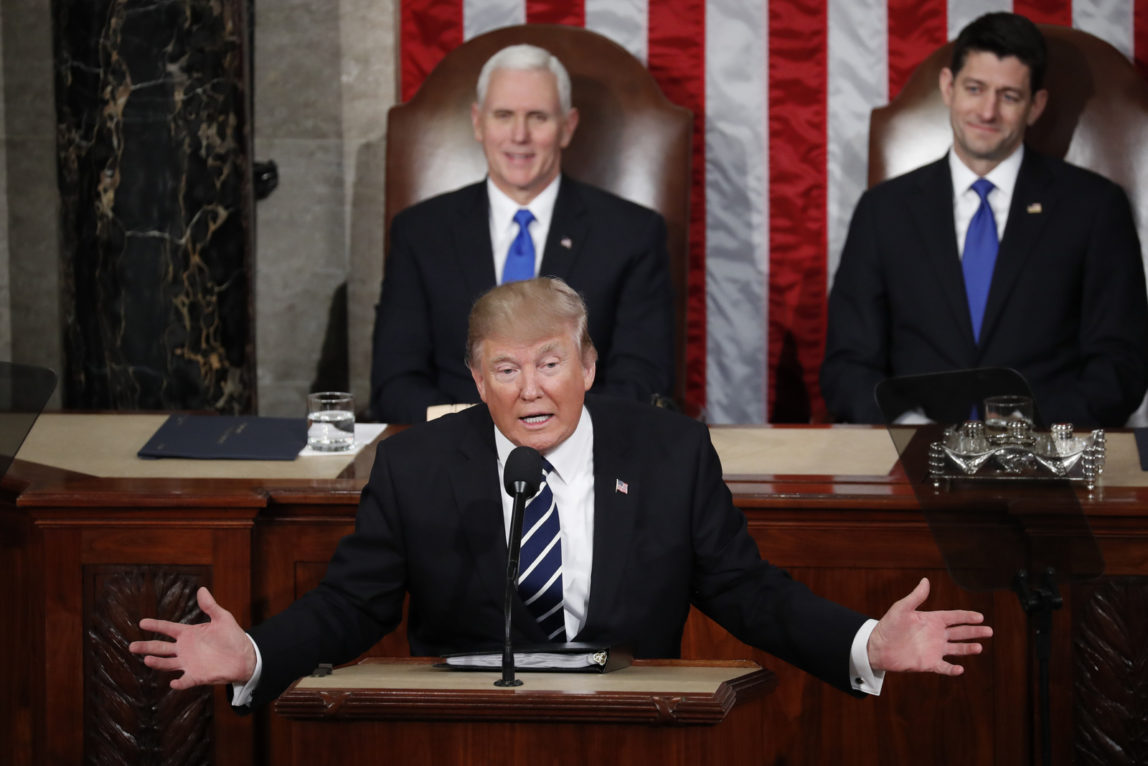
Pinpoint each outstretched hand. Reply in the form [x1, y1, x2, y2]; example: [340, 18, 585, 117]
[128, 586, 257, 690]
[867, 577, 992, 676]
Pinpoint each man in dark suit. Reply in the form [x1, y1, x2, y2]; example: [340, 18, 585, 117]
[131, 277, 991, 707]
[370, 43, 673, 423]
[821, 12, 1148, 427]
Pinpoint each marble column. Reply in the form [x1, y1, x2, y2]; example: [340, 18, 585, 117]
[54, 0, 255, 413]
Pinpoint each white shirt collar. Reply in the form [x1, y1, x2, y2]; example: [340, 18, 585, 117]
[486, 174, 562, 232]
[493, 403, 593, 485]
[948, 143, 1023, 198]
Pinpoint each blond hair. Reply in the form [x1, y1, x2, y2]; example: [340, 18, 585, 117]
[466, 277, 596, 369]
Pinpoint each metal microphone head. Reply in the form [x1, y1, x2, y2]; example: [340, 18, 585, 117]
[504, 446, 543, 497]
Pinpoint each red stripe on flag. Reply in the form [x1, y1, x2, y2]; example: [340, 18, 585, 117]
[525, 1, 584, 26]
[1137, 0, 1148, 81]
[887, 0, 947, 99]
[648, 0, 707, 417]
[1014, 1, 1072, 27]
[768, 0, 828, 422]
[400, 0, 464, 102]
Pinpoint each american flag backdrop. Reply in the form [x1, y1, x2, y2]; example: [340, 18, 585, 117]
[398, 0, 1148, 424]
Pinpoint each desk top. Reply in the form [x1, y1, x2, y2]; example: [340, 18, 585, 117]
[11, 414, 1148, 488]
[276, 658, 774, 725]
[294, 658, 757, 694]
[14, 414, 372, 480]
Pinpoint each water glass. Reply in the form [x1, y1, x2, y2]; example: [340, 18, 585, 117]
[983, 394, 1034, 431]
[307, 391, 355, 451]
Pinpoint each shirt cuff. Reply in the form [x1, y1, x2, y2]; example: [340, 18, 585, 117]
[229, 633, 263, 708]
[849, 619, 885, 696]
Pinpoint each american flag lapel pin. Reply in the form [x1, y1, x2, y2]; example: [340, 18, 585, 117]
[615, 478, 629, 494]
[1027, 202, 1042, 214]
[560, 237, 573, 249]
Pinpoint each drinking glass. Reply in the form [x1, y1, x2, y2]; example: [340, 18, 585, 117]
[307, 392, 355, 451]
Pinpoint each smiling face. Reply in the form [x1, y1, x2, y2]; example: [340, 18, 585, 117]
[940, 50, 1047, 176]
[471, 67, 579, 205]
[470, 327, 595, 454]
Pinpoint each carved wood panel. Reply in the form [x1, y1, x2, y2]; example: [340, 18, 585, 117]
[83, 565, 213, 765]
[1073, 577, 1148, 766]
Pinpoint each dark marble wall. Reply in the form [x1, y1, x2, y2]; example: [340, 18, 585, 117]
[54, 0, 255, 413]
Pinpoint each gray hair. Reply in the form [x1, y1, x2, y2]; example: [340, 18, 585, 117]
[476, 44, 572, 113]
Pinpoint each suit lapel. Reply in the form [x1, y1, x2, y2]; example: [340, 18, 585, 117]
[978, 150, 1056, 346]
[450, 406, 505, 604]
[451, 182, 498, 292]
[909, 157, 978, 352]
[539, 175, 590, 280]
[451, 405, 551, 642]
[575, 399, 641, 640]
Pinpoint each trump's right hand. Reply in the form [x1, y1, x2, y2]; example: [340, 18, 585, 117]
[129, 586, 256, 690]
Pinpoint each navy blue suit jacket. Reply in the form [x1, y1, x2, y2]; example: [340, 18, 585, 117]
[821, 149, 1148, 427]
[245, 396, 867, 707]
[370, 176, 675, 423]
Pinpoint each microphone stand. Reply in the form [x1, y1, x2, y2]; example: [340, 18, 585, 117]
[1014, 567, 1062, 766]
[495, 480, 529, 687]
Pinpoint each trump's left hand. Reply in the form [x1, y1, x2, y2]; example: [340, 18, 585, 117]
[867, 577, 992, 676]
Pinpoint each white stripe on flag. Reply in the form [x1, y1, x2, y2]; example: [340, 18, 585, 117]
[948, 0, 1012, 40]
[1075, 0, 1134, 59]
[704, 0, 769, 424]
[827, 0, 888, 291]
[464, 0, 524, 41]
[586, 0, 649, 65]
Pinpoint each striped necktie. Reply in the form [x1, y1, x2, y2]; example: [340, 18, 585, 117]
[517, 459, 566, 641]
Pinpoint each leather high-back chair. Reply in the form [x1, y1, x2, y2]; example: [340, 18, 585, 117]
[386, 25, 693, 409]
[869, 24, 1148, 220]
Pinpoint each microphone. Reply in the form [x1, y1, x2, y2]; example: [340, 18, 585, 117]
[504, 446, 543, 498]
[494, 446, 542, 687]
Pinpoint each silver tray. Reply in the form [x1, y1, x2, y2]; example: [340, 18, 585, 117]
[928, 421, 1105, 490]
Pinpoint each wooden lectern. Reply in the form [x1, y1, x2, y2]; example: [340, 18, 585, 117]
[274, 658, 775, 766]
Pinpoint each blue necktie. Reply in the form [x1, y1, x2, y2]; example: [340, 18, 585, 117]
[501, 209, 536, 283]
[962, 178, 999, 342]
[517, 460, 566, 642]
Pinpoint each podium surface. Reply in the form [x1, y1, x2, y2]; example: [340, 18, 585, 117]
[274, 658, 774, 765]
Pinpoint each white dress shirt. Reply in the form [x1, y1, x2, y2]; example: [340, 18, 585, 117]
[495, 404, 596, 640]
[488, 175, 561, 282]
[949, 144, 1023, 256]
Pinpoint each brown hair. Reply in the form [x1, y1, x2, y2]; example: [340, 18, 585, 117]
[466, 277, 597, 369]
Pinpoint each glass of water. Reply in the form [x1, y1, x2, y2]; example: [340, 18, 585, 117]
[983, 394, 1034, 432]
[307, 391, 355, 451]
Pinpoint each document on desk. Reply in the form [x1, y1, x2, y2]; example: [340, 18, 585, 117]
[441, 644, 631, 673]
[138, 414, 307, 460]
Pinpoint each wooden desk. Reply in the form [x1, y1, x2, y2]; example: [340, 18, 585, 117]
[273, 658, 774, 766]
[3, 417, 1146, 765]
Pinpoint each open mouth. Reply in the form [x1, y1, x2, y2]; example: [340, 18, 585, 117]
[520, 414, 553, 426]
